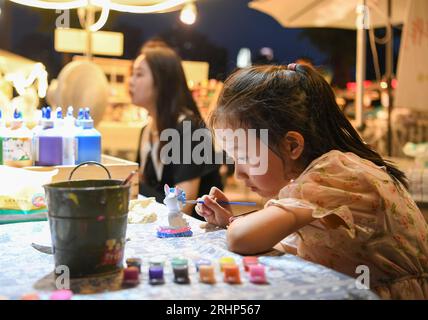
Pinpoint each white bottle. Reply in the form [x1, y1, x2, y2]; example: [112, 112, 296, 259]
[62, 106, 77, 165]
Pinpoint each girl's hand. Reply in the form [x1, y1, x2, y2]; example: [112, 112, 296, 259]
[195, 187, 233, 228]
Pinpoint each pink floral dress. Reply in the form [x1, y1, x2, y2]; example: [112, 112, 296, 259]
[266, 150, 428, 299]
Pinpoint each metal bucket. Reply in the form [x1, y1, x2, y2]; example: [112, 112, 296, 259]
[44, 162, 130, 278]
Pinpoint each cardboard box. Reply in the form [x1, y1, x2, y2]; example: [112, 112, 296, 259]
[25, 154, 139, 199]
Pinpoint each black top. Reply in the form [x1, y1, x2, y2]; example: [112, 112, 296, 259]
[136, 116, 223, 219]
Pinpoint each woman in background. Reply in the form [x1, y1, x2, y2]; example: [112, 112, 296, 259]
[130, 46, 223, 218]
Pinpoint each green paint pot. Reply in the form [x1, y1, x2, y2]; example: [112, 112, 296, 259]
[171, 257, 188, 268]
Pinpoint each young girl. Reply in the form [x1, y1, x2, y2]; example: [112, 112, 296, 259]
[195, 64, 428, 300]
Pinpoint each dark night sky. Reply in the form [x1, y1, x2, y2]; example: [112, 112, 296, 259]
[113, 0, 327, 66]
[3, 0, 402, 82]
[4, 0, 327, 77]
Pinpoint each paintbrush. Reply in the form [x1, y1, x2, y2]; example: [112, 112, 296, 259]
[185, 200, 257, 206]
[122, 170, 137, 186]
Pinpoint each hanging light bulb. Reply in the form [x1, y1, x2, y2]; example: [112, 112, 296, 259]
[180, 1, 197, 25]
[237, 48, 252, 68]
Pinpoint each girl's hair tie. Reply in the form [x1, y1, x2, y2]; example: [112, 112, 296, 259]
[287, 63, 298, 71]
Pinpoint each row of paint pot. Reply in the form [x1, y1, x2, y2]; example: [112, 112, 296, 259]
[0, 107, 101, 167]
[10, 257, 266, 300]
[122, 256, 267, 286]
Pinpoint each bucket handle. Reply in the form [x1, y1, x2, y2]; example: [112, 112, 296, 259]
[68, 161, 112, 181]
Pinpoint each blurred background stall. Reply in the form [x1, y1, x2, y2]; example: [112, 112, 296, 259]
[0, 0, 427, 214]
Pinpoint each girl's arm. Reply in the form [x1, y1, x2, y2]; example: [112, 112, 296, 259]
[227, 205, 316, 255]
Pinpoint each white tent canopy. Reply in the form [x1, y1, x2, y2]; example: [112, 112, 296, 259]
[249, 0, 408, 29]
[395, 0, 428, 112]
[249, 0, 410, 129]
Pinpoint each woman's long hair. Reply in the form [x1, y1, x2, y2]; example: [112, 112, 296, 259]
[141, 46, 203, 146]
[209, 64, 407, 188]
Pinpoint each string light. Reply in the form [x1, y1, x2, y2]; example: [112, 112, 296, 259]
[10, 0, 192, 14]
[9, 0, 88, 10]
[9, 0, 198, 30]
[180, 1, 197, 25]
[92, 0, 189, 14]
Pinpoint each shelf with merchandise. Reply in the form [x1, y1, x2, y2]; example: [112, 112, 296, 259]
[190, 79, 223, 120]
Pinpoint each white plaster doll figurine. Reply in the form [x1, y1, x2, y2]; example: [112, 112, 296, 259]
[157, 184, 193, 238]
[163, 184, 188, 229]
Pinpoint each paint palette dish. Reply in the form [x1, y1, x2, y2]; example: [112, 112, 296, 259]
[126, 258, 142, 273]
[149, 266, 165, 285]
[223, 264, 242, 284]
[249, 265, 267, 284]
[195, 258, 212, 271]
[173, 265, 191, 284]
[49, 289, 73, 300]
[122, 266, 140, 287]
[243, 256, 259, 272]
[219, 256, 236, 271]
[199, 265, 216, 284]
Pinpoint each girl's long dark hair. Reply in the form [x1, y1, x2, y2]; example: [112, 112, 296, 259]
[209, 64, 407, 188]
[141, 46, 203, 145]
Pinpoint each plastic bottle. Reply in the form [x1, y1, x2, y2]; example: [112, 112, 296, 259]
[2, 110, 33, 167]
[36, 107, 62, 166]
[33, 107, 47, 134]
[75, 108, 101, 164]
[32, 107, 47, 163]
[75, 108, 84, 128]
[62, 106, 77, 165]
[0, 110, 8, 165]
